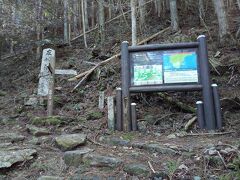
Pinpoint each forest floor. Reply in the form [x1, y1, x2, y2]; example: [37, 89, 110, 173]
[0, 14, 240, 180]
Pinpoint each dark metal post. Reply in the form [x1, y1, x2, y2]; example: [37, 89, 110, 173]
[116, 88, 123, 131]
[197, 35, 216, 129]
[196, 101, 205, 129]
[121, 41, 131, 131]
[211, 84, 222, 129]
[131, 103, 137, 131]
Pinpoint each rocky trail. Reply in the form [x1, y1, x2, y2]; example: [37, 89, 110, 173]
[0, 22, 240, 179]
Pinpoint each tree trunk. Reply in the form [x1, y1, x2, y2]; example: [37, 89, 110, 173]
[73, 0, 78, 36]
[212, 0, 229, 43]
[236, 0, 240, 10]
[36, 0, 42, 60]
[81, 0, 87, 48]
[91, 1, 95, 28]
[199, 0, 205, 23]
[64, 0, 69, 43]
[139, 0, 146, 31]
[98, 0, 105, 46]
[131, 0, 137, 45]
[169, 0, 179, 31]
[84, 0, 89, 30]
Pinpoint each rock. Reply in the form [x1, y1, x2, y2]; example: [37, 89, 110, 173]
[0, 133, 25, 143]
[0, 116, 17, 125]
[123, 163, 149, 176]
[86, 111, 103, 120]
[178, 164, 189, 171]
[82, 153, 123, 168]
[70, 175, 101, 180]
[27, 125, 51, 136]
[0, 149, 37, 169]
[24, 96, 38, 106]
[193, 176, 201, 180]
[131, 142, 146, 149]
[37, 176, 64, 180]
[64, 148, 94, 167]
[167, 134, 177, 139]
[99, 136, 130, 146]
[55, 133, 87, 151]
[144, 115, 155, 124]
[0, 90, 7, 96]
[144, 144, 179, 155]
[31, 116, 65, 126]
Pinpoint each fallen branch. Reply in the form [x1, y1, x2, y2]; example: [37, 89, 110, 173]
[217, 151, 227, 169]
[182, 131, 236, 137]
[158, 92, 196, 113]
[70, 27, 170, 91]
[184, 116, 197, 131]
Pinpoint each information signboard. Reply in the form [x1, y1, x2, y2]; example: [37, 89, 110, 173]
[120, 35, 222, 132]
[130, 49, 199, 86]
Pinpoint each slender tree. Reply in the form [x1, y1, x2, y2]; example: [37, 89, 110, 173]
[81, 0, 87, 47]
[36, 0, 42, 59]
[64, 0, 69, 43]
[131, 0, 137, 45]
[212, 0, 229, 43]
[98, 0, 105, 46]
[139, 0, 146, 31]
[169, 0, 179, 31]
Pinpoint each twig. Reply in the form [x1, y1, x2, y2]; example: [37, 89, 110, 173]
[148, 161, 156, 173]
[217, 151, 227, 169]
[153, 113, 174, 125]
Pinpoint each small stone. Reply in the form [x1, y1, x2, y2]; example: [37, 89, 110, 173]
[82, 153, 123, 168]
[124, 163, 149, 176]
[64, 148, 94, 167]
[37, 176, 64, 180]
[27, 125, 51, 136]
[208, 149, 217, 155]
[178, 164, 189, 171]
[193, 176, 201, 180]
[167, 134, 176, 139]
[55, 134, 87, 151]
[24, 96, 38, 106]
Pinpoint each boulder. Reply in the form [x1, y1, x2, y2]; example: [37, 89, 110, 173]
[27, 125, 51, 136]
[124, 163, 149, 176]
[37, 176, 64, 180]
[64, 148, 94, 167]
[55, 134, 87, 151]
[0, 133, 25, 143]
[82, 153, 123, 168]
[0, 149, 37, 169]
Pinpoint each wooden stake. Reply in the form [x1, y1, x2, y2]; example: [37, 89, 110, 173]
[98, 91, 105, 110]
[107, 96, 115, 130]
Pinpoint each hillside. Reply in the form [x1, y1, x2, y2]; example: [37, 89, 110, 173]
[0, 2, 240, 180]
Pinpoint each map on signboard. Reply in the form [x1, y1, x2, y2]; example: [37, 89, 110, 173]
[163, 51, 198, 83]
[131, 52, 163, 86]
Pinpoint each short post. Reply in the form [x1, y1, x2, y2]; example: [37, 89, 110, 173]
[211, 84, 222, 129]
[131, 103, 137, 131]
[116, 88, 123, 131]
[121, 41, 131, 131]
[98, 91, 105, 110]
[107, 96, 115, 130]
[196, 101, 205, 129]
[198, 35, 216, 129]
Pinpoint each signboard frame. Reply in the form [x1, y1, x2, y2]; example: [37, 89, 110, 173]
[120, 35, 219, 131]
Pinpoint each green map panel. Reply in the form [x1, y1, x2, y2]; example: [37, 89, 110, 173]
[133, 65, 163, 85]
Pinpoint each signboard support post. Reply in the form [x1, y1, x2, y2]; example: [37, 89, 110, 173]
[196, 101, 205, 128]
[116, 88, 123, 131]
[212, 84, 222, 128]
[131, 103, 137, 131]
[198, 35, 216, 129]
[121, 41, 131, 131]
